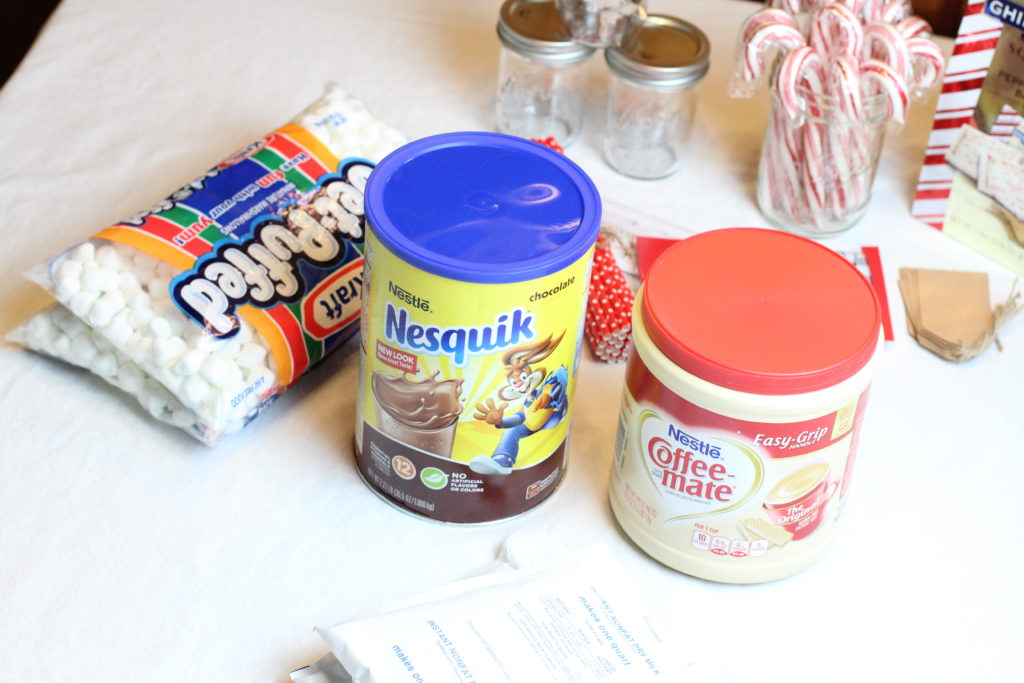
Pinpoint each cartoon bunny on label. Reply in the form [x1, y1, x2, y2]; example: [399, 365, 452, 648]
[470, 332, 569, 475]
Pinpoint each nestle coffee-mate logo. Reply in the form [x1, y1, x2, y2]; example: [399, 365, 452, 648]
[637, 409, 763, 521]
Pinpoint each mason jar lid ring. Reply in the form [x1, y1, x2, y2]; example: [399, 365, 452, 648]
[498, 0, 596, 65]
[605, 14, 710, 89]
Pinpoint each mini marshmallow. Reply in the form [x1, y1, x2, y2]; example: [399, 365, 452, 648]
[118, 362, 146, 395]
[69, 333, 98, 366]
[26, 311, 54, 343]
[117, 270, 143, 296]
[214, 337, 242, 359]
[125, 333, 153, 365]
[95, 245, 123, 271]
[89, 290, 126, 327]
[161, 372, 185, 393]
[148, 316, 173, 340]
[147, 276, 171, 300]
[68, 291, 99, 319]
[53, 309, 81, 337]
[174, 349, 207, 376]
[200, 354, 239, 388]
[70, 241, 96, 264]
[128, 291, 151, 312]
[105, 310, 135, 346]
[152, 336, 187, 367]
[182, 374, 213, 407]
[55, 275, 81, 300]
[236, 343, 267, 369]
[57, 258, 84, 280]
[91, 351, 119, 378]
[128, 305, 154, 329]
[81, 267, 119, 293]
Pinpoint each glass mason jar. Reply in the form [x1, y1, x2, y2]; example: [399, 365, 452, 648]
[554, 0, 646, 48]
[756, 84, 889, 236]
[496, 0, 595, 147]
[603, 14, 709, 179]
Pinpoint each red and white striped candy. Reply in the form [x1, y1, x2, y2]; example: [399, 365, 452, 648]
[836, 0, 867, 16]
[906, 36, 945, 96]
[740, 12, 805, 83]
[810, 2, 863, 61]
[895, 15, 931, 39]
[741, 8, 800, 45]
[769, 0, 805, 14]
[831, 55, 864, 120]
[861, 0, 881, 22]
[861, 58, 909, 125]
[775, 46, 826, 121]
[863, 21, 910, 80]
[880, 0, 912, 23]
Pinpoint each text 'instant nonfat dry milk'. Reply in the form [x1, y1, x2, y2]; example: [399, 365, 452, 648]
[610, 228, 883, 582]
[356, 133, 600, 523]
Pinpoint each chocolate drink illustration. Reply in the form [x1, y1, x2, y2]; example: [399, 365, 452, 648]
[372, 371, 464, 457]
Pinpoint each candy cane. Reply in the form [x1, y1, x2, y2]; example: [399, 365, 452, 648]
[801, 118, 828, 229]
[741, 20, 806, 83]
[769, 0, 805, 14]
[732, 9, 805, 97]
[827, 55, 868, 210]
[765, 111, 805, 223]
[831, 55, 864, 120]
[775, 46, 826, 121]
[836, 0, 867, 16]
[906, 36, 945, 98]
[895, 15, 931, 39]
[861, 0, 882, 22]
[861, 58, 909, 125]
[741, 8, 800, 44]
[863, 22, 910, 81]
[810, 3, 863, 61]
[880, 0, 912, 23]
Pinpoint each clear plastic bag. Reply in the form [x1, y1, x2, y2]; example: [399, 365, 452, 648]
[15, 84, 406, 444]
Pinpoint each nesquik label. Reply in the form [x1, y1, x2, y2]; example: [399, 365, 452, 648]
[355, 230, 592, 523]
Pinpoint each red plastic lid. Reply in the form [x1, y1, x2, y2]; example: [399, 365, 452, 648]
[641, 228, 881, 395]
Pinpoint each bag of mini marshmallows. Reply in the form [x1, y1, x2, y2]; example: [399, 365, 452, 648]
[12, 84, 406, 444]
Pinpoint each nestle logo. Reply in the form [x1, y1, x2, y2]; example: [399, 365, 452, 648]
[668, 424, 721, 459]
[388, 280, 430, 312]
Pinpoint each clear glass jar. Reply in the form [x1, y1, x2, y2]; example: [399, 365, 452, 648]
[756, 85, 889, 236]
[554, 0, 646, 48]
[603, 15, 709, 179]
[496, 0, 595, 146]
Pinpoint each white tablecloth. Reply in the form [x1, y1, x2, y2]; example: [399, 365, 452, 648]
[0, 1, 1019, 681]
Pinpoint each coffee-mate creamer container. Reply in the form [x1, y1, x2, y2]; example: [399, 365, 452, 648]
[356, 132, 600, 523]
[610, 229, 883, 582]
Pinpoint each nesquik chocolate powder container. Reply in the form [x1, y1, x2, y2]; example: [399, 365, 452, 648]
[355, 132, 600, 523]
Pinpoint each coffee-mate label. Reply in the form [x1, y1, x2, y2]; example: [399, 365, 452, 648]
[356, 231, 592, 523]
[94, 124, 370, 386]
[611, 359, 870, 577]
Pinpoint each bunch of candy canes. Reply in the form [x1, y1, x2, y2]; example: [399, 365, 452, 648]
[731, 0, 945, 231]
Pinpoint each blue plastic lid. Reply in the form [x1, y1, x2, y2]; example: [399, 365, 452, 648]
[364, 132, 602, 283]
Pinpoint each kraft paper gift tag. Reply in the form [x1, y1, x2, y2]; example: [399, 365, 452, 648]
[898, 268, 1022, 362]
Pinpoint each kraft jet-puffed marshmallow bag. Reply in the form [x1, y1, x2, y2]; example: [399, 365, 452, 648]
[14, 84, 406, 444]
